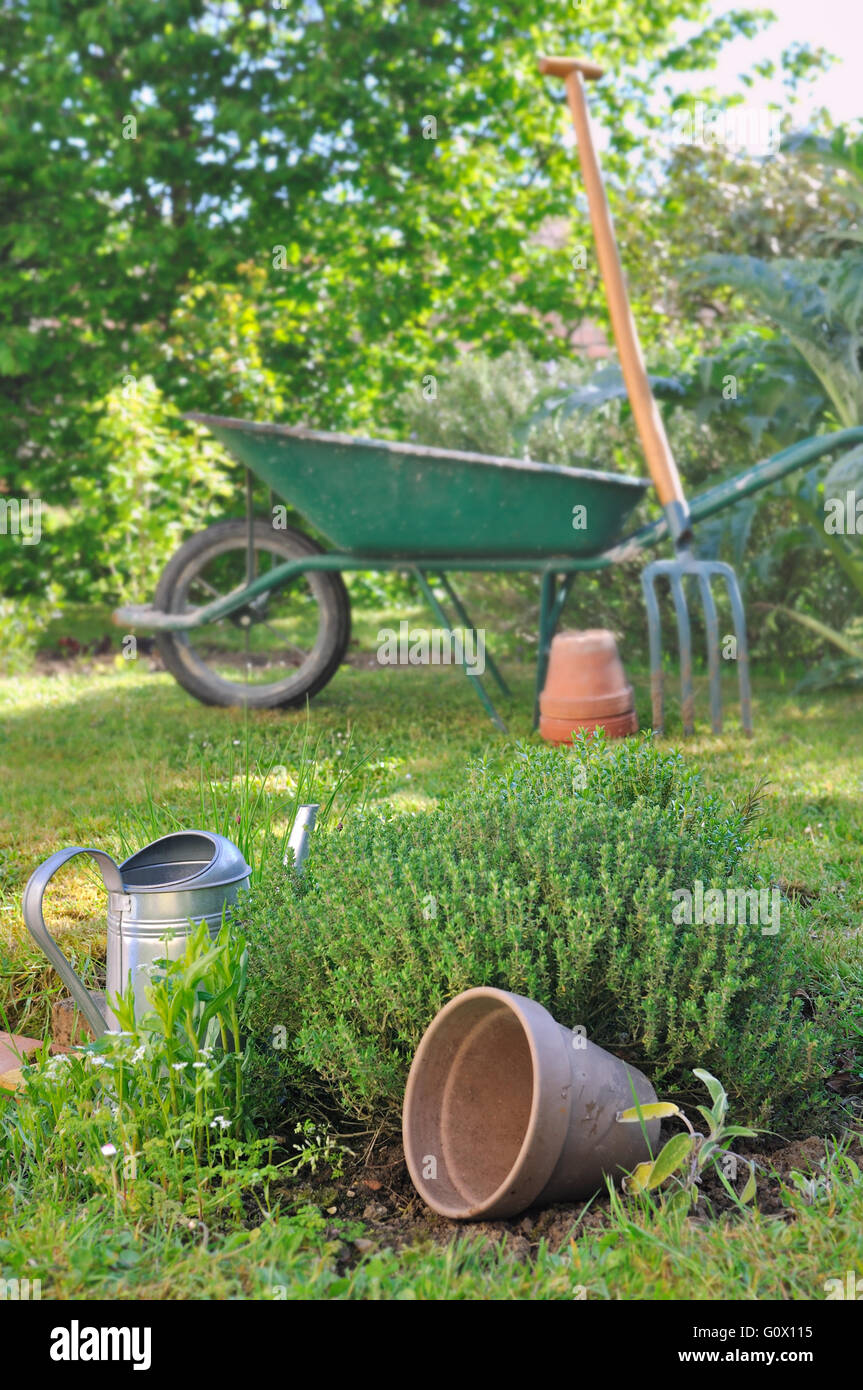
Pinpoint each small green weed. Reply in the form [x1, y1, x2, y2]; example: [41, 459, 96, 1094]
[1, 918, 275, 1224]
[618, 1069, 758, 1211]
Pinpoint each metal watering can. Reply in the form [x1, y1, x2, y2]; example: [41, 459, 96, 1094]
[22, 832, 252, 1038]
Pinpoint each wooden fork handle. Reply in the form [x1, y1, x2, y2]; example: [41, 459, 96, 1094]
[540, 57, 692, 542]
[538, 56, 604, 81]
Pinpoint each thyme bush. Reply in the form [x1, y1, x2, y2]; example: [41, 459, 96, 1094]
[243, 736, 832, 1132]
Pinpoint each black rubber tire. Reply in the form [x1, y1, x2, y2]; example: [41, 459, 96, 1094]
[154, 520, 351, 709]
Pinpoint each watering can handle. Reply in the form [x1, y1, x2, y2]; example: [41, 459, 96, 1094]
[539, 55, 693, 545]
[21, 848, 125, 1039]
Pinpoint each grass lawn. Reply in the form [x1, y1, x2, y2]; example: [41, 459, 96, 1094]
[1, 627, 861, 1301]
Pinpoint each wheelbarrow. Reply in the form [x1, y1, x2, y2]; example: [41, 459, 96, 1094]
[113, 53, 863, 735]
[113, 420, 863, 735]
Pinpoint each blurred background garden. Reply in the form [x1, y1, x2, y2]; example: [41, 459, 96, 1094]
[1, 1, 862, 1303]
[2, 0, 862, 686]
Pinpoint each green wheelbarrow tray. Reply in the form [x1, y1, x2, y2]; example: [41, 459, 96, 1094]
[184, 413, 650, 559]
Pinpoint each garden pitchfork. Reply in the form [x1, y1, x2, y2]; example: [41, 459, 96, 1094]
[540, 56, 753, 736]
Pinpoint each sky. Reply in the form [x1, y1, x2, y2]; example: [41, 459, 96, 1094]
[706, 0, 861, 127]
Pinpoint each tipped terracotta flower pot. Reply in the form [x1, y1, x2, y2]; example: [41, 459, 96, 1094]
[402, 987, 659, 1221]
[539, 628, 637, 742]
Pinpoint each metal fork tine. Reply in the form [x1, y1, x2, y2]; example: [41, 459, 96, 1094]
[714, 561, 754, 737]
[668, 569, 695, 736]
[641, 564, 665, 734]
[695, 568, 722, 734]
[642, 554, 753, 738]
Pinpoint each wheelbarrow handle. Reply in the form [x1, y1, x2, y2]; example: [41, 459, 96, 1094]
[540, 56, 692, 546]
[21, 847, 125, 1039]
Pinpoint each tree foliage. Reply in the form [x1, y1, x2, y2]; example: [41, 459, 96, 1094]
[2, 0, 768, 498]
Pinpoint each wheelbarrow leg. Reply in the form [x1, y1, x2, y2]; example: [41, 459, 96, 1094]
[435, 572, 511, 697]
[533, 570, 577, 728]
[549, 572, 575, 633]
[533, 570, 557, 728]
[414, 569, 507, 733]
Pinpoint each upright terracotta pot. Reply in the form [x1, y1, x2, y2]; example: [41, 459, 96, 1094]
[539, 628, 637, 742]
[402, 987, 659, 1221]
[539, 707, 638, 742]
[542, 629, 631, 709]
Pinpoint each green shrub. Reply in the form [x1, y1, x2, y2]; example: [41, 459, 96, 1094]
[0, 587, 63, 672]
[242, 735, 832, 1133]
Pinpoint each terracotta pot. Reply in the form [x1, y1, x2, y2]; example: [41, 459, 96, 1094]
[539, 684, 634, 720]
[539, 707, 638, 743]
[403, 986, 659, 1221]
[542, 629, 630, 708]
[539, 628, 636, 741]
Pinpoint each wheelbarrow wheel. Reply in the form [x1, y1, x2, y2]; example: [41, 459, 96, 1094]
[154, 520, 350, 709]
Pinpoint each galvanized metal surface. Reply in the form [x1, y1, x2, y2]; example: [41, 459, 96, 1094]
[22, 848, 126, 1037]
[22, 834, 251, 1036]
[284, 804, 318, 873]
[641, 554, 753, 736]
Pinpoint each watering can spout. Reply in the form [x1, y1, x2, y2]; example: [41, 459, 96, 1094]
[22, 833, 251, 1039]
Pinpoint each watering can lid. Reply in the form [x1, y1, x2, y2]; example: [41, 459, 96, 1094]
[119, 831, 251, 893]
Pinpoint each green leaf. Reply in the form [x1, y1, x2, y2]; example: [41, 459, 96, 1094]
[0, 343, 19, 376]
[617, 1101, 682, 1123]
[181, 944, 226, 991]
[665, 1186, 695, 1214]
[695, 1104, 720, 1132]
[693, 1068, 727, 1111]
[740, 1163, 757, 1204]
[199, 980, 240, 1036]
[623, 1160, 654, 1193]
[645, 1133, 694, 1189]
[768, 606, 863, 663]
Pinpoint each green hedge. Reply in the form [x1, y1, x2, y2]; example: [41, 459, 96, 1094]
[242, 736, 832, 1132]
